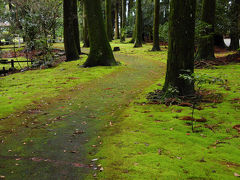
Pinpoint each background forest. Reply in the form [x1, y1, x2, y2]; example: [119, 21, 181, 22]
[0, 0, 239, 179]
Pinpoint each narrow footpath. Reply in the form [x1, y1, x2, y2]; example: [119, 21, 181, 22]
[0, 53, 165, 179]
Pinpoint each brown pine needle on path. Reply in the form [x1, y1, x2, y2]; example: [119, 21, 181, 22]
[0, 51, 165, 179]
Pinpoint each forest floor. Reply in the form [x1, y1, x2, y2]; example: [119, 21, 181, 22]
[0, 41, 239, 179]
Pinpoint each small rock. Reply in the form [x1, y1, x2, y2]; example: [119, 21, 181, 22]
[113, 47, 120, 51]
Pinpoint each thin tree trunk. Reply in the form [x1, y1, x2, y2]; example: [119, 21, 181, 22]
[63, 0, 79, 61]
[163, 0, 196, 96]
[73, 0, 81, 54]
[105, 0, 113, 41]
[114, 0, 120, 39]
[120, 0, 126, 42]
[52, 26, 56, 43]
[134, 0, 142, 47]
[195, 0, 216, 60]
[83, 0, 117, 67]
[128, 0, 133, 18]
[214, 34, 226, 48]
[152, 0, 161, 51]
[83, 2, 89, 47]
[229, 0, 240, 50]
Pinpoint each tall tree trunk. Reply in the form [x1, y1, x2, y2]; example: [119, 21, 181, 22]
[73, 0, 81, 54]
[214, 34, 226, 48]
[163, 0, 196, 96]
[105, 0, 113, 41]
[120, 1, 122, 29]
[134, 0, 142, 47]
[83, 2, 90, 47]
[129, 23, 136, 43]
[195, 0, 216, 60]
[229, 0, 240, 50]
[120, 0, 126, 42]
[52, 26, 56, 43]
[152, 0, 161, 51]
[83, 0, 117, 67]
[114, 0, 120, 39]
[128, 0, 133, 17]
[63, 0, 79, 61]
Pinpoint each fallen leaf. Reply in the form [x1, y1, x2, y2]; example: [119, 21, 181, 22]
[179, 102, 193, 107]
[233, 125, 240, 133]
[234, 172, 240, 177]
[91, 158, 98, 162]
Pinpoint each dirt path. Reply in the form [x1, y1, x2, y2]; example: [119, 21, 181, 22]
[0, 53, 165, 179]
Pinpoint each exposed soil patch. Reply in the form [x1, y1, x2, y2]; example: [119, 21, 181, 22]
[147, 89, 223, 106]
[195, 53, 240, 69]
[1, 48, 65, 59]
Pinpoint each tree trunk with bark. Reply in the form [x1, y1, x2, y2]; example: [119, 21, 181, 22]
[105, 0, 113, 41]
[83, 0, 117, 67]
[115, 0, 120, 39]
[195, 0, 216, 60]
[152, 0, 161, 51]
[120, 0, 126, 42]
[73, 0, 81, 54]
[83, 2, 90, 47]
[163, 0, 196, 96]
[134, 0, 143, 47]
[214, 34, 226, 48]
[128, 0, 133, 17]
[229, 0, 240, 50]
[63, 0, 79, 61]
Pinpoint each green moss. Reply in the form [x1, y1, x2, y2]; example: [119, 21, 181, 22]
[0, 42, 239, 179]
[89, 48, 240, 179]
[0, 57, 29, 70]
[0, 55, 122, 119]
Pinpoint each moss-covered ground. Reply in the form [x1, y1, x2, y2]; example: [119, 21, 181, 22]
[87, 41, 240, 179]
[0, 41, 239, 179]
[0, 56, 122, 119]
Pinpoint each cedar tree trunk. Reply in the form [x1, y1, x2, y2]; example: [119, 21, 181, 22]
[83, 0, 117, 67]
[229, 0, 240, 50]
[83, 2, 90, 47]
[115, 0, 120, 39]
[195, 0, 216, 60]
[163, 0, 196, 96]
[73, 0, 81, 54]
[152, 0, 161, 51]
[105, 0, 113, 41]
[63, 0, 79, 61]
[120, 0, 126, 42]
[134, 0, 143, 47]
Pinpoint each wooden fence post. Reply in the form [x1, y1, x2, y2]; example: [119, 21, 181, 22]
[11, 59, 14, 69]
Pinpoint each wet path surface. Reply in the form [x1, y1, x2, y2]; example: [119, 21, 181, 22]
[0, 53, 165, 179]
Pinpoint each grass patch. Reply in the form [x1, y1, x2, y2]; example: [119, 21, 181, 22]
[0, 57, 30, 70]
[88, 45, 240, 179]
[0, 55, 123, 119]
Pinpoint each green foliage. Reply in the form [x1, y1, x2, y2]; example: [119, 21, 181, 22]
[179, 73, 225, 91]
[7, 0, 62, 50]
[195, 20, 214, 43]
[159, 22, 168, 42]
[147, 85, 180, 105]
